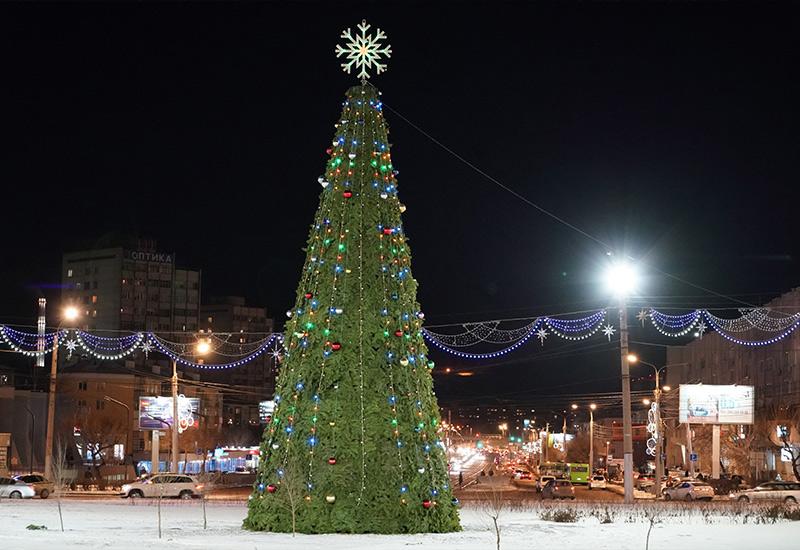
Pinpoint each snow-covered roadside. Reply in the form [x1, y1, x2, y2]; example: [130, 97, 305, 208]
[0, 499, 797, 549]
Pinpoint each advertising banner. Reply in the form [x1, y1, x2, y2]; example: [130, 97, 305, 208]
[139, 396, 200, 432]
[678, 384, 754, 425]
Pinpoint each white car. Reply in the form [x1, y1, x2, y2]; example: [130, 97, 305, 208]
[589, 475, 606, 490]
[120, 474, 204, 499]
[731, 482, 800, 504]
[0, 476, 36, 499]
[663, 481, 714, 501]
[535, 475, 555, 493]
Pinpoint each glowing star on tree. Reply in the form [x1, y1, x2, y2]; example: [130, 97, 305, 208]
[602, 323, 616, 341]
[335, 20, 392, 80]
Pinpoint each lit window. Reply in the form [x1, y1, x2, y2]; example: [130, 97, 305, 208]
[67, 269, 73, 278]
[92, 295, 98, 304]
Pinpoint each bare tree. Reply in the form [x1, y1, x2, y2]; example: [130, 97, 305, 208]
[644, 507, 661, 550]
[48, 440, 74, 533]
[483, 479, 506, 550]
[73, 408, 127, 487]
[273, 467, 305, 536]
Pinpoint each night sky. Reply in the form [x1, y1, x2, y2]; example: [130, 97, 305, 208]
[2, 2, 799, 417]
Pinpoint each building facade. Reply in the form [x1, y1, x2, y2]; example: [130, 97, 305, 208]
[61, 241, 201, 333]
[200, 296, 276, 428]
[665, 287, 800, 480]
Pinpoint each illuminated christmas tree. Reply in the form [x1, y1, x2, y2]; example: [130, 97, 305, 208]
[244, 21, 460, 534]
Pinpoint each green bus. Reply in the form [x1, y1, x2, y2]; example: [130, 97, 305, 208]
[566, 463, 590, 484]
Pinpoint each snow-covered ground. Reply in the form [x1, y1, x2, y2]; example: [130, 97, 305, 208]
[0, 499, 797, 549]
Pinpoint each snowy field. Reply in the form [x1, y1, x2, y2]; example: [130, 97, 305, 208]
[1, 499, 798, 549]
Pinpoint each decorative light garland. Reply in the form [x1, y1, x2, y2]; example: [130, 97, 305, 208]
[74, 331, 145, 360]
[0, 326, 62, 356]
[648, 309, 702, 337]
[701, 311, 800, 347]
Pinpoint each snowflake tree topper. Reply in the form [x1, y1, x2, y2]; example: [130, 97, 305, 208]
[335, 20, 392, 80]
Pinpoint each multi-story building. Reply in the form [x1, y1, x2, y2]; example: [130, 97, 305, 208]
[200, 296, 276, 427]
[665, 287, 800, 480]
[61, 240, 201, 333]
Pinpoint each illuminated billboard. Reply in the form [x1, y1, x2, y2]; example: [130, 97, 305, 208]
[678, 384, 754, 425]
[139, 396, 200, 432]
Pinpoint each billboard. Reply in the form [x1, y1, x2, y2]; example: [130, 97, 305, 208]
[679, 384, 754, 425]
[139, 396, 200, 432]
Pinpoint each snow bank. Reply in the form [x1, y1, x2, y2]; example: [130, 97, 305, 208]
[0, 499, 796, 549]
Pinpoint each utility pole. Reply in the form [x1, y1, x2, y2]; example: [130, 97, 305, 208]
[171, 359, 179, 473]
[24, 405, 35, 475]
[686, 423, 695, 477]
[589, 405, 595, 473]
[653, 373, 664, 497]
[619, 299, 634, 504]
[543, 422, 549, 464]
[562, 413, 568, 461]
[43, 332, 60, 478]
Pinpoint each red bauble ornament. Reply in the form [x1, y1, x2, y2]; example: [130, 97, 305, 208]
[343, 191, 353, 198]
[304, 292, 313, 299]
[422, 499, 432, 509]
[394, 330, 404, 337]
[326, 148, 332, 155]
[267, 484, 277, 494]
[331, 342, 342, 351]
[382, 228, 393, 235]
[327, 457, 337, 465]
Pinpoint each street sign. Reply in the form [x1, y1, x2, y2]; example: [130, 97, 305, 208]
[690, 453, 698, 462]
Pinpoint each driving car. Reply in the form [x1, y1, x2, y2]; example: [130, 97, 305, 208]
[120, 474, 204, 499]
[589, 475, 606, 490]
[14, 474, 55, 499]
[0, 477, 36, 499]
[662, 481, 714, 501]
[535, 475, 555, 493]
[541, 479, 575, 500]
[731, 481, 800, 504]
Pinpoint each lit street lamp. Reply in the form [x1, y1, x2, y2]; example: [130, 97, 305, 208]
[604, 260, 638, 504]
[171, 337, 210, 473]
[104, 396, 132, 467]
[44, 306, 80, 478]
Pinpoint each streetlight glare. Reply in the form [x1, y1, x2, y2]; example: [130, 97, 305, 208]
[604, 261, 638, 297]
[642, 398, 651, 405]
[626, 353, 638, 364]
[196, 339, 211, 355]
[571, 403, 578, 410]
[590, 403, 597, 410]
[662, 385, 671, 392]
[63, 306, 80, 322]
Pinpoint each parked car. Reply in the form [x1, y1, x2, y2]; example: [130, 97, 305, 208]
[535, 475, 555, 493]
[120, 474, 204, 499]
[0, 477, 36, 499]
[589, 475, 606, 490]
[662, 481, 714, 501]
[14, 474, 55, 499]
[731, 482, 800, 504]
[541, 479, 575, 500]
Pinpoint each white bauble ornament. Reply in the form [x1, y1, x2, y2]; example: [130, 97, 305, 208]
[348, 153, 356, 159]
[380, 193, 388, 199]
[399, 358, 409, 367]
[326, 495, 336, 503]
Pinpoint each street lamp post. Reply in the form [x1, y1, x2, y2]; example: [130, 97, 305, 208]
[605, 261, 637, 504]
[628, 355, 677, 498]
[171, 338, 210, 473]
[104, 396, 132, 467]
[589, 404, 596, 473]
[44, 306, 79, 478]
